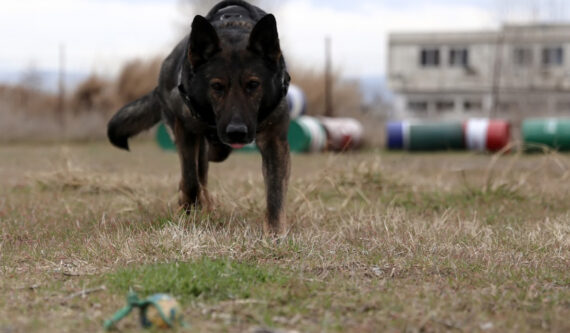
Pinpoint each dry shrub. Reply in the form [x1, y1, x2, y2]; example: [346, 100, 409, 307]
[71, 75, 116, 114]
[70, 57, 161, 116]
[116, 58, 161, 105]
[0, 57, 161, 142]
[0, 84, 59, 116]
[0, 84, 63, 142]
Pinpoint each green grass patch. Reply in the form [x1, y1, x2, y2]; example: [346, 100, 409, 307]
[107, 258, 290, 303]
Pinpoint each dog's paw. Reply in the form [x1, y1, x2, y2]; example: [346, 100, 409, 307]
[263, 219, 288, 238]
[178, 190, 214, 214]
[199, 189, 214, 212]
[178, 193, 198, 214]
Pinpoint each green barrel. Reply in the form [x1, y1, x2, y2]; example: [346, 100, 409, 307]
[156, 122, 176, 151]
[522, 118, 570, 151]
[408, 122, 465, 151]
[287, 116, 326, 153]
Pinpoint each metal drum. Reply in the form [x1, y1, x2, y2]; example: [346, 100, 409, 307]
[286, 84, 306, 119]
[386, 121, 464, 151]
[523, 118, 570, 151]
[288, 116, 327, 153]
[319, 117, 364, 151]
[464, 118, 510, 152]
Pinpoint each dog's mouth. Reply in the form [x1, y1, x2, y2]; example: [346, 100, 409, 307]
[225, 139, 254, 149]
[219, 124, 255, 149]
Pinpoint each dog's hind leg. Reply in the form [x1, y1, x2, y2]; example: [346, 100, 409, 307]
[174, 118, 202, 211]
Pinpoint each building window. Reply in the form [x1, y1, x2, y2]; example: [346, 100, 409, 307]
[449, 48, 469, 67]
[420, 48, 440, 67]
[408, 101, 428, 113]
[542, 46, 564, 66]
[464, 100, 482, 111]
[498, 101, 519, 113]
[513, 47, 533, 66]
[436, 100, 454, 112]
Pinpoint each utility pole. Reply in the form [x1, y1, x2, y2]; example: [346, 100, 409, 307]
[58, 43, 66, 127]
[324, 36, 334, 117]
[490, 32, 504, 119]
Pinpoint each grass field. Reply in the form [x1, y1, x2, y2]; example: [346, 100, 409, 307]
[0, 141, 569, 332]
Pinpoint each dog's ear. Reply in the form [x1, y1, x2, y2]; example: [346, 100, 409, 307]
[188, 15, 220, 68]
[248, 14, 281, 63]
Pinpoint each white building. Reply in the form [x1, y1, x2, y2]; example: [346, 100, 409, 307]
[388, 24, 570, 119]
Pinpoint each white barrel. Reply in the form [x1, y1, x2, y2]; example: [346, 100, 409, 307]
[286, 84, 306, 119]
[465, 118, 489, 151]
[303, 116, 327, 152]
[319, 117, 364, 150]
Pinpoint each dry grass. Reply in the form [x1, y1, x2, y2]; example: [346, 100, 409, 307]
[1, 141, 569, 332]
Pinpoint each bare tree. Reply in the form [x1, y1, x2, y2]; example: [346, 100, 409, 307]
[19, 63, 43, 92]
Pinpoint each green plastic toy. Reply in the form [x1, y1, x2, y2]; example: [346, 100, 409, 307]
[103, 291, 186, 330]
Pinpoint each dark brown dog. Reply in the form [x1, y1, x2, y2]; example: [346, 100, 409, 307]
[107, 0, 291, 234]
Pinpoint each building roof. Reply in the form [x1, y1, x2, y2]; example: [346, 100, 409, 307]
[389, 23, 570, 45]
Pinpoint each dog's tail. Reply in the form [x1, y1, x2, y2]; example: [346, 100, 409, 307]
[107, 89, 162, 151]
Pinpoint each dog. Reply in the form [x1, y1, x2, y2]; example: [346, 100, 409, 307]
[107, 0, 291, 235]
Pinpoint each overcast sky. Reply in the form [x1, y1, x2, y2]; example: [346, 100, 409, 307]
[1, 0, 568, 83]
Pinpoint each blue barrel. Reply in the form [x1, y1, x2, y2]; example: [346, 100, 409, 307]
[286, 84, 306, 119]
[387, 121, 405, 150]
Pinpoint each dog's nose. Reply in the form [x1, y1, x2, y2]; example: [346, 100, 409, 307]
[226, 123, 248, 142]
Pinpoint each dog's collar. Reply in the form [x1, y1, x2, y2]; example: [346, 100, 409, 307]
[178, 84, 215, 124]
[177, 84, 221, 143]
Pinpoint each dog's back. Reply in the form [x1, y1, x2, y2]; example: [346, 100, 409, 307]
[107, 0, 270, 150]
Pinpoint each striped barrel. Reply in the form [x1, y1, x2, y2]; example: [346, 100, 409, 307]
[287, 116, 327, 153]
[319, 117, 364, 151]
[464, 119, 510, 152]
[386, 121, 464, 151]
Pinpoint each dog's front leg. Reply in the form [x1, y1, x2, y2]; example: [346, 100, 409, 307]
[174, 118, 202, 211]
[257, 131, 291, 235]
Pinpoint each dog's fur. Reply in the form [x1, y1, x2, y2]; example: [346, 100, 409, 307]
[107, 0, 291, 234]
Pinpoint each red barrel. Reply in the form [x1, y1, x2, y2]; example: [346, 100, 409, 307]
[464, 119, 510, 152]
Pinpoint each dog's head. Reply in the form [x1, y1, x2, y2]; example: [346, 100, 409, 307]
[179, 14, 289, 148]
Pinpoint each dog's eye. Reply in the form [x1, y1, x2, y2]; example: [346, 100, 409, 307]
[246, 80, 260, 91]
[210, 82, 225, 92]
